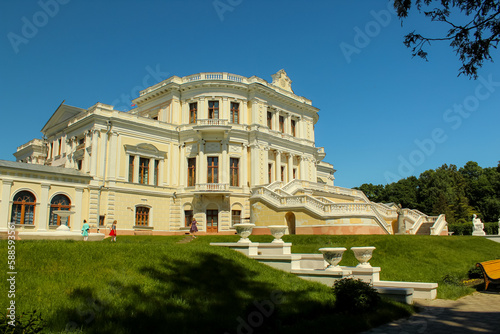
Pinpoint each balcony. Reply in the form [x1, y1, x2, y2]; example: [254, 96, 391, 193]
[192, 119, 231, 133]
[193, 183, 230, 194]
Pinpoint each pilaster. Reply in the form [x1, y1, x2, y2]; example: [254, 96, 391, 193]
[38, 183, 50, 231]
[0, 179, 13, 227]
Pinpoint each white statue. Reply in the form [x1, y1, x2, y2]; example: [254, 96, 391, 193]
[472, 214, 485, 236]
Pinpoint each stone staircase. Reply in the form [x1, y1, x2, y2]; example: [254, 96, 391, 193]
[251, 180, 447, 235]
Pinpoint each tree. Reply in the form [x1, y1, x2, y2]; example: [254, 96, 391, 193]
[394, 0, 500, 78]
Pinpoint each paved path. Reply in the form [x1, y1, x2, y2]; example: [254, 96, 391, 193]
[364, 291, 500, 334]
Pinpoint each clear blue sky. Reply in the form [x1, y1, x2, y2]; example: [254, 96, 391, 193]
[1, 0, 499, 188]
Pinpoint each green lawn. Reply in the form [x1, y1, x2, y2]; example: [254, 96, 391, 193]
[2, 235, 499, 333]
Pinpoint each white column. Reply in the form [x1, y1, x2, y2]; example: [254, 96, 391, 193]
[287, 153, 293, 183]
[222, 97, 229, 121]
[73, 187, 84, 232]
[313, 159, 318, 183]
[251, 100, 259, 125]
[148, 158, 154, 185]
[241, 144, 248, 190]
[179, 144, 186, 187]
[90, 130, 99, 176]
[242, 100, 248, 125]
[250, 144, 259, 186]
[286, 113, 291, 135]
[133, 155, 139, 183]
[275, 150, 281, 182]
[1, 179, 13, 227]
[299, 156, 306, 180]
[199, 98, 206, 120]
[198, 140, 206, 184]
[107, 131, 118, 180]
[172, 98, 180, 124]
[38, 183, 50, 231]
[263, 147, 269, 183]
[98, 130, 108, 179]
[222, 140, 228, 184]
[159, 159, 165, 186]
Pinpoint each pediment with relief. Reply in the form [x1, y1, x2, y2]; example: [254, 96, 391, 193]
[271, 69, 294, 93]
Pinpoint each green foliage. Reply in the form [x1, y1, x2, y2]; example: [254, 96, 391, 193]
[332, 278, 380, 314]
[355, 161, 500, 224]
[448, 222, 499, 235]
[394, 0, 500, 78]
[0, 310, 45, 334]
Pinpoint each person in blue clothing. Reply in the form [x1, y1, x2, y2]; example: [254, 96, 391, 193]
[81, 219, 90, 241]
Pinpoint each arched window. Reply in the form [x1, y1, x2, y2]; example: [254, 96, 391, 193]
[49, 194, 71, 226]
[11, 191, 36, 225]
[136, 206, 149, 226]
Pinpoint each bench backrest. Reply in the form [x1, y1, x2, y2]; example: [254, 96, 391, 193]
[477, 260, 500, 280]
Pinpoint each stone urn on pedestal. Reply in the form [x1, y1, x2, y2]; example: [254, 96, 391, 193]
[351, 246, 376, 268]
[319, 247, 347, 272]
[233, 223, 255, 243]
[53, 210, 75, 232]
[268, 225, 287, 243]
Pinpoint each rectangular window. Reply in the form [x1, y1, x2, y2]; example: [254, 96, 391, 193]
[189, 102, 197, 124]
[268, 164, 272, 183]
[281, 166, 285, 182]
[154, 160, 160, 186]
[267, 112, 272, 129]
[207, 157, 219, 183]
[230, 158, 239, 187]
[77, 160, 83, 171]
[291, 119, 296, 137]
[99, 215, 105, 226]
[58, 139, 62, 156]
[185, 210, 193, 227]
[187, 158, 196, 186]
[279, 115, 284, 133]
[208, 101, 219, 119]
[139, 157, 149, 184]
[50, 142, 54, 158]
[293, 168, 297, 179]
[230, 102, 239, 124]
[128, 156, 135, 182]
[231, 210, 241, 226]
[136, 207, 149, 226]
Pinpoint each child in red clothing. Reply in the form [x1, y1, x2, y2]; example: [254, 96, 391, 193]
[109, 220, 117, 242]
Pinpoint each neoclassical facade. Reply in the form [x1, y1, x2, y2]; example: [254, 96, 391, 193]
[0, 70, 447, 236]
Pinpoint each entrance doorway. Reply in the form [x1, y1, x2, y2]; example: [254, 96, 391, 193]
[285, 212, 296, 234]
[206, 209, 218, 233]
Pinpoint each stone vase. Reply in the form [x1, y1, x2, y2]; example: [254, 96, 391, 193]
[319, 247, 347, 271]
[351, 246, 376, 268]
[268, 225, 287, 243]
[233, 223, 255, 243]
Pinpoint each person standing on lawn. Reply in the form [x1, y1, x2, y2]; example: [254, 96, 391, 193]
[190, 217, 198, 238]
[109, 220, 117, 242]
[81, 220, 90, 241]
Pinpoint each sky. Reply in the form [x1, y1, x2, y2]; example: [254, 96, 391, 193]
[0, 0, 499, 189]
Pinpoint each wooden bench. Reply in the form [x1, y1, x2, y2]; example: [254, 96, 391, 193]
[476, 259, 500, 290]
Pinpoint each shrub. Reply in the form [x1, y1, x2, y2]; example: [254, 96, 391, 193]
[448, 222, 499, 235]
[332, 278, 381, 314]
[467, 265, 484, 279]
[0, 310, 45, 334]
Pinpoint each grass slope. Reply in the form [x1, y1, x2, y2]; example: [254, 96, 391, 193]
[1, 237, 413, 334]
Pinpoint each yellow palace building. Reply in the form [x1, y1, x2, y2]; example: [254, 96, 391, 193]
[0, 70, 447, 237]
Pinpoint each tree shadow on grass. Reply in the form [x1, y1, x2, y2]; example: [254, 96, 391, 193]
[53, 251, 342, 334]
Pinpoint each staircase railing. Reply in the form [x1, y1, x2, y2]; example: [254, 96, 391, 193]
[430, 214, 447, 235]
